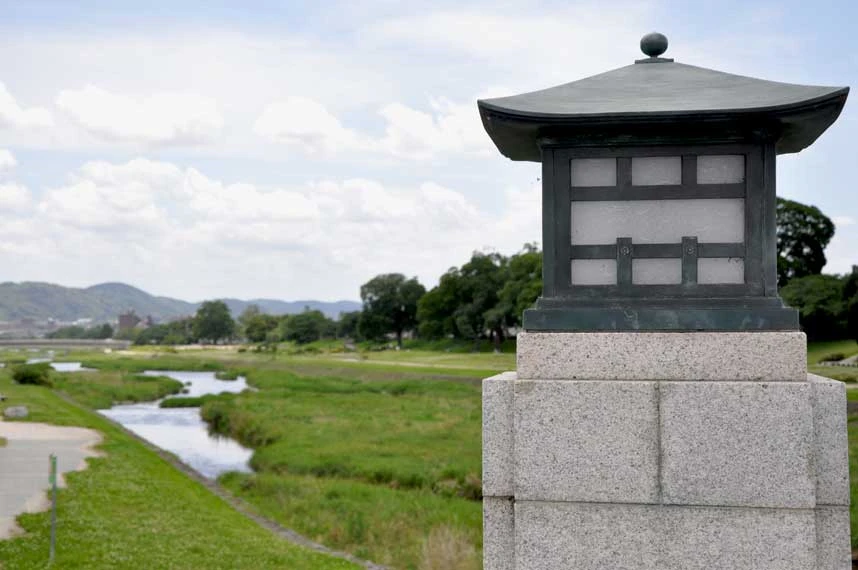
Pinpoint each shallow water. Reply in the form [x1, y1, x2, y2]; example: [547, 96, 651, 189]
[50, 362, 96, 372]
[100, 371, 253, 479]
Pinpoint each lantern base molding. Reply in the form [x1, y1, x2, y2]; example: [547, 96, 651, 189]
[483, 332, 851, 569]
[522, 301, 799, 332]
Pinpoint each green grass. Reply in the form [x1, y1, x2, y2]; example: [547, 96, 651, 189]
[202, 370, 481, 497]
[220, 471, 480, 570]
[215, 370, 240, 380]
[196, 367, 483, 569]
[0, 371, 358, 569]
[0, 436, 6, 447]
[51, 371, 183, 409]
[79, 353, 225, 373]
[810, 365, 858, 383]
[807, 339, 858, 365]
[159, 396, 207, 408]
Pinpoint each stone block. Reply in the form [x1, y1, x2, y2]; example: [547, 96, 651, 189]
[661, 381, 815, 508]
[815, 506, 851, 570]
[514, 380, 659, 503]
[514, 501, 816, 570]
[516, 331, 807, 381]
[809, 374, 850, 506]
[660, 505, 816, 570]
[482, 371, 516, 497]
[483, 497, 514, 570]
[515, 501, 660, 570]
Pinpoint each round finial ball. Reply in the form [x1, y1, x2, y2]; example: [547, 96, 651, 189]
[640, 32, 668, 58]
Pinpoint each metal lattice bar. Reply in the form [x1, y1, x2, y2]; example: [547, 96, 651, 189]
[570, 242, 743, 260]
[682, 236, 698, 284]
[616, 237, 633, 286]
[570, 183, 745, 201]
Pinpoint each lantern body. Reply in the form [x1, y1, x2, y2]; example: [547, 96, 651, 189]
[529, 141, 791, 330]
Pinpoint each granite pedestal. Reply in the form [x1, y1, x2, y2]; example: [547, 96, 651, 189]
[483, 331, 850, 570]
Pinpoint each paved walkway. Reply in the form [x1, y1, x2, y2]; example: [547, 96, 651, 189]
[0, 419, 101, 539]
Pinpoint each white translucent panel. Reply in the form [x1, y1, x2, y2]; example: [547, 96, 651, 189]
[571, 259, 617, 285]
[571, 158, 617, 187]
[632, 259, 681, 285]
[631, 156, 681, 186]
[697, 155, 745, 184]
[571, 199, 744, 245]
[698, 258, 745, 284]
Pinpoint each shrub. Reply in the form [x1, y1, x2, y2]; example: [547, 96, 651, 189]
[820, 353, 847, 362]
[215, 370, 239, 381]
[12, 363, 53, 387]
[159, 397, 206, 408]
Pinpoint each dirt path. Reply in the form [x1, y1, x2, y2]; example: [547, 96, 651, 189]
[0, 419, 101, 539]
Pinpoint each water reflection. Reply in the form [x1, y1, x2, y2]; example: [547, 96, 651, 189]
[50, 362, 96, 372]
[100, 370, 253, 479]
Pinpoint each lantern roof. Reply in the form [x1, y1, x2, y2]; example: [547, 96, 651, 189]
[478, 33, 849, 161]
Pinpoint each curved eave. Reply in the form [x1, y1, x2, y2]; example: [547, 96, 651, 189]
[478, 87, 849, 162]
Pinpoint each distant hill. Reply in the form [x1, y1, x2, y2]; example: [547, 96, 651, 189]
[0, 281, 360, 322]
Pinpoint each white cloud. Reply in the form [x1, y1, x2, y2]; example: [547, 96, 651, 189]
[0, 149, 16, 174]
[0, 82, 52, 129]
[255, 94, 495, 160]
[0, 182, 32, 211]
[253, 96, 364, 154]
[4, 157, 539, 300]
[833, 215, 855, 227]
[375, 96, 495, 159]
[55, 85, 224, 145]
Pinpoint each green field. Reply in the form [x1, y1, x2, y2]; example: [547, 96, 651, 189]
[2, 339, 858, 568]
[809, 339, 858, 383]
[0, 369, 358, 570]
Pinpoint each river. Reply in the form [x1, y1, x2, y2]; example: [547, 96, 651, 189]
[49, 364, 254, 479]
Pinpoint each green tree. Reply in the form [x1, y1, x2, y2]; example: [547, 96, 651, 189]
[490, 244, 542, 330]
[92, 323, 114, 339]
[192, 300, 235, 344]
[454, 252, 508, 347]
[358, 274, 426, 348]
[417, 268, 462, 339]
[780, 274, 847, 340]
[281, 308, 332, 344]
[237, 304, 261, 337]
[244, 313, 279, 343]
[417, 252, 508, 347]
[844, 266, 858, 342]
[238, 305, 279, 343]
[777, 198, 835, 286]
[46, 323, 114, 339]
[336, 311, 362, 340]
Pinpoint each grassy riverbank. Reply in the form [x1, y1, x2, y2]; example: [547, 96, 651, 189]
[52, 370, 183, 409]
[0, 369, 358, 569]
[204, 369, 483, 569]
[70, 347, 486, 569]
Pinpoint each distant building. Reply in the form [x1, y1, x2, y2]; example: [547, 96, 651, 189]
[118, 311, 142, 333]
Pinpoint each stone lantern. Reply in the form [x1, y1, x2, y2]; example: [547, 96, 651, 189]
[479, 34, 851, 569]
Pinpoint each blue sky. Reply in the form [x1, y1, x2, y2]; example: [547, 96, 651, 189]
[0, 0, 854, 302]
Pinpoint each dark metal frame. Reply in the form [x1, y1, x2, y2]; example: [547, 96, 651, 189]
[527, 141, 796, 331]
